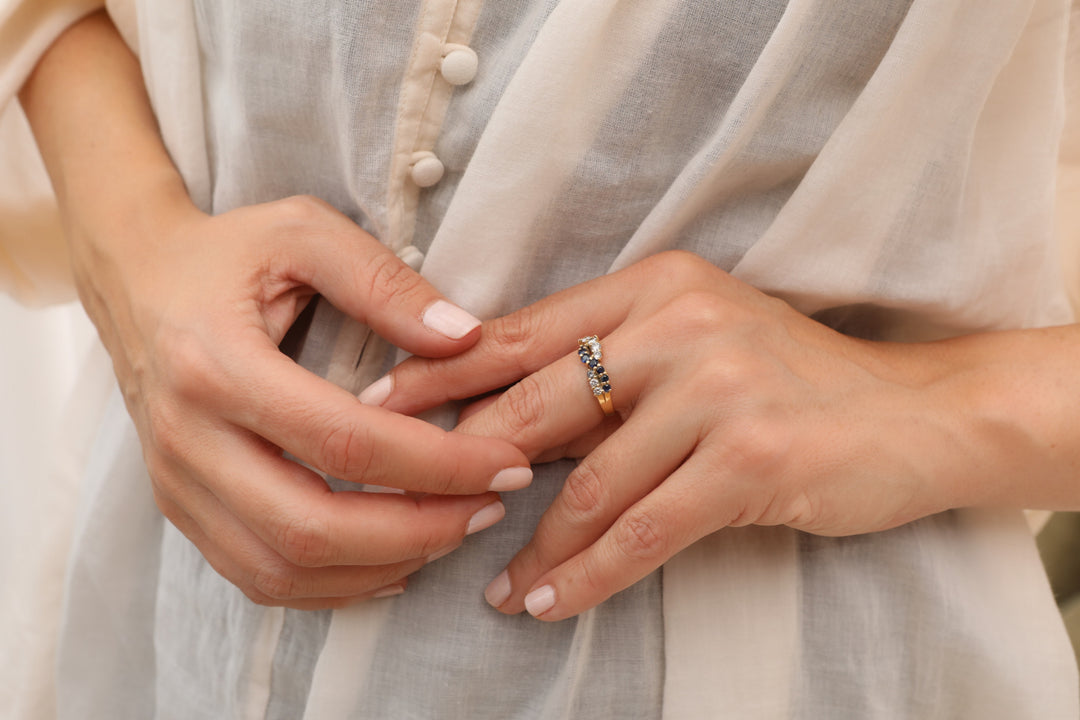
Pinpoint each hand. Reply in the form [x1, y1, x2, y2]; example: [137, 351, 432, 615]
[72, 194, 532, 610]
[369, 251, 971, 620]
[20, 10, 531, 609]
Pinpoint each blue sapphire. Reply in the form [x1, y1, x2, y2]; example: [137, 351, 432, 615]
[602, 384, 612, 392]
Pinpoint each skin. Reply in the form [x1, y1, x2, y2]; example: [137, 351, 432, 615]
[19, 12, 531, 610]
[374, 252, 1080, 621]
[18, 13, 1080, 620]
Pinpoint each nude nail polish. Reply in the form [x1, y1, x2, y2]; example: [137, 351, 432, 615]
[524, 585, 556, 617]
[466, 501, 506, 535]
[358, 374, 392, 406]
[422, 300, 481, 340]
[373, 584, 405, 599]
[484, 570, 512, 608]
[488, 466, 533, 492]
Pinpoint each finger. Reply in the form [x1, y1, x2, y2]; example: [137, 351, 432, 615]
[210, 337, 532, 494]
[169, 421, 508, 567]
[370, 267, 641, 415]
[462, 392, 619, 464]
[484, 396, 698, 614]
[160, 490, 425, 607]
[452, 327, 648, 460]
[515, 452, 725, 622]
[276, 197, 483, 355]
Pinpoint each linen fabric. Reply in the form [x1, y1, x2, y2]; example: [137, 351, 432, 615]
[2, 0, 1080, 718]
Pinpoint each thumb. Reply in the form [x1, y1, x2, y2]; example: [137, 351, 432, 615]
[283, 197, 481, 359]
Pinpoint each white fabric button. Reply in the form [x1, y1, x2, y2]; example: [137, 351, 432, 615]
[440, 45, 478, 86]
[410, 151, 445, 188]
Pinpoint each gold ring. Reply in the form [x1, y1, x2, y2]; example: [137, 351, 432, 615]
[577, 335, 615, 417]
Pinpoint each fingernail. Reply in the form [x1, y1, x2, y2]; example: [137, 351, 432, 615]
[373, 584, 405, 599]
[426, 544, 459, 563]
[358, 374, 392, 406]
[488, 466, 532, 492]
[524, 584, 556, 617]
[466, 501, 505, 535]
[484, 570, 512, 607]
[423, 300, 481, 340]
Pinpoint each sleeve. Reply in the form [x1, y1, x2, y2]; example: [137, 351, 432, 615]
[0, 0, 103, 306]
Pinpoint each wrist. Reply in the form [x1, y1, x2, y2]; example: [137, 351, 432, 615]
[878, 327, 1080, 513]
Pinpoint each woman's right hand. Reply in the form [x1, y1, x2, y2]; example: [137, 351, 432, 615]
[21, 11, 529, 610]
[71, 192, 533, 609]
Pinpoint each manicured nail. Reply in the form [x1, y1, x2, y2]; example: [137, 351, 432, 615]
[426, 544, 459, 563]
[358, 374, 392, 406]
[373, 584, 405, 599]
[524, 585, 556, 617]
[466, 501, 505, 535]
[488, 466, 532, 492]
[484, 570, 512, 608]
[422, 300, 481, 340]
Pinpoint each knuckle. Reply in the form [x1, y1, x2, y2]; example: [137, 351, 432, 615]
[156, 329, 225, 404]
[613, 508, 669, 562]
[143, 398, 192, 464]
[649, 250, 710, 285]
[487, 307, 539, 372]
[318, 421, 375, 481]
[251, 564, 303, 600]
[275, 513, 333, 567]
[716, 414, 792, 485]
[497, 374, 547, 438]
[403, 498, 459, 555]
[663, 291, 726, 336]
[363, 250, 423, 309]
[274, 194, 330, 225]
[560, 461, 607, 522]
[422, 452, 459, 496]
[696, 359, 744, 401]
[149, 486, 184, 526]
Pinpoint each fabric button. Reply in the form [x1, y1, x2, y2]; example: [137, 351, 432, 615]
[440, 45, 478, 86]
[410, 151, 445, 188]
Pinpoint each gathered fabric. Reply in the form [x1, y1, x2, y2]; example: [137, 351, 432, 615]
[2, 0, 1080, 717]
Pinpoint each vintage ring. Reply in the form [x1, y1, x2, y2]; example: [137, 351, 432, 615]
[577, 335, 614, 416]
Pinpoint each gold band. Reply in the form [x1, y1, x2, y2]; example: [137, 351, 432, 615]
[578, 335, 615, 417]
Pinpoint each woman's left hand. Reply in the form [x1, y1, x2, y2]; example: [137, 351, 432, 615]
[365, 251, 975, 620]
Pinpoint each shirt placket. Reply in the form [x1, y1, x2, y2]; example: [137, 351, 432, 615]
[386, 0, 486, 262]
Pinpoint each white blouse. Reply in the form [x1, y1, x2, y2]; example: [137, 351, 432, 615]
[2, 0, 1079, 718]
